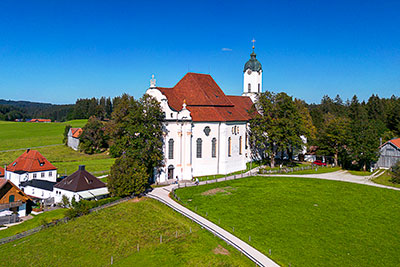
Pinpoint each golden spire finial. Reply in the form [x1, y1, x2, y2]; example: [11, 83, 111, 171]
[251, 38, 256, 50]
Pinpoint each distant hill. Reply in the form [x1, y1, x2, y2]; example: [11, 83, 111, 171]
[0, 99, 73, 122]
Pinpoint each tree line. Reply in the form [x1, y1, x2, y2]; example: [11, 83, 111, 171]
[249, 93, 400, 171]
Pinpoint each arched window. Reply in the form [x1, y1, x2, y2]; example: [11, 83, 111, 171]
[258, 83, 260, 93]
[196, 138, 202, 158]
[228, 137, 231, 157]
[168, 139, 174, 159]
[212, 138, 217, 158]
[239, 136, 242, 155]
[248, 83, 251, 93]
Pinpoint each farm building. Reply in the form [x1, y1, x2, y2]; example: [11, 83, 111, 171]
[376, 138, 400, 169]
[67, 128, 82, 151]
[0, 178, 32, 221]
[53, 165, 108, 203]
[28, 119, 51, 123]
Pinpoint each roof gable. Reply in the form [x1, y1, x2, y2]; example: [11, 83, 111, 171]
[390, 138, 400, 149]
[0, 178, 31, 202]
[7, 150, 57, 173]
[71, 128, 83, 138]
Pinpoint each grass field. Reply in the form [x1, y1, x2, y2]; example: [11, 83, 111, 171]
[0, 120, 87, 151]
[0, 198, 251, 266]
[287, 166, 341, 175]
[175, 176, 400, 266]
[0, 120, 115, 176]
[0, 209, 66, 239]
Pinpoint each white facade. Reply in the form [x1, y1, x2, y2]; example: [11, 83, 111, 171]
[24, 185, 53, 200]
[53, 187, 109, 203]
[6, 169, 57, 188]
[243, 69, 262, 102]
[67, 128, 80, 151]
[146, 89, 251, 183]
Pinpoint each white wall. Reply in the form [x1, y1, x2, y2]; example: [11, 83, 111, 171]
[6, 170, 57, 186]
[24, 185, 53, 200]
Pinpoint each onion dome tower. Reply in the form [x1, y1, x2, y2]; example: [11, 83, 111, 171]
[242, 39, 262, 102]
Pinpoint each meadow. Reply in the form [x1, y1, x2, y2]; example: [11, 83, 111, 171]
[175, 176, 400, 266]
[0, 120, 114, 176]
[0, 198, 251, 266]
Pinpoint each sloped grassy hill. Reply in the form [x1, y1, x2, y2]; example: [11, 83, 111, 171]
[0, 198, 251, 266]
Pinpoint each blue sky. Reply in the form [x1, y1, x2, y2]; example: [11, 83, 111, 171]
[0, 0, 399, 104]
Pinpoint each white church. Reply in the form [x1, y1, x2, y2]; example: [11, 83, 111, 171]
[146, 48, 263, 183]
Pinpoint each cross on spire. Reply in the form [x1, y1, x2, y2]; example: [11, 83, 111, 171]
[251, 38, 256, 50]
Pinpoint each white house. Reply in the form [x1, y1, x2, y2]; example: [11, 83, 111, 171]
[5, 149, 57, 188]
[53, 165, 109, 203]
[146, 49, 262, 183]
[67, 128, 82, 151]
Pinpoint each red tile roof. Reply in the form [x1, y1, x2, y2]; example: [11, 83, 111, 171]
[389, 138, 400, 149]
[0, 167, 4, 177]
[71, 128, 83, 138]
[157, 73, 254, 122]
[29, 119, 51, 122]
[7, 150, 57, 173]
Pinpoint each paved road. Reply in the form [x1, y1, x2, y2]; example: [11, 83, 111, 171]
[261, 170, 400, 191]
[148, 183, 279, 267]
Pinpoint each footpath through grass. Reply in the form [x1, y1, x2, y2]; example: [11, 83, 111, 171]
[175, 176, 400, 266]
[0, 198, 251, 266]
[0, 209, 66, 239]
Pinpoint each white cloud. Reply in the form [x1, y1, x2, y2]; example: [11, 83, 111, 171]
[221, 48, 232, 51]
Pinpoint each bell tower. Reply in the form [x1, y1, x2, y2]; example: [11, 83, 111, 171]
[242, 39, 262, 102]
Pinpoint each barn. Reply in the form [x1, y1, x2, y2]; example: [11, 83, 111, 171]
[376, 138, 400, 169]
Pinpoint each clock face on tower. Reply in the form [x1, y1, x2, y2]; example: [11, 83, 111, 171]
[247, 69, 252, 75]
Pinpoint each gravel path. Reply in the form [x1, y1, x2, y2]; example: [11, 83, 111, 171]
[261, 170, 400, 191]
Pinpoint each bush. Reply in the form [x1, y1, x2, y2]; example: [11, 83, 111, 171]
[390, 161, 400, 184]
[65, 196, 120, 218]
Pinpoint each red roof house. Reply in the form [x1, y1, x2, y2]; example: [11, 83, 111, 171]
[7, 149, 57, 173]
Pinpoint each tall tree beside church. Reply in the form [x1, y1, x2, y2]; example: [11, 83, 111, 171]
[108, 155, 148, 197]
[249, 91, 305, 167]
[108, 93, 164, 180]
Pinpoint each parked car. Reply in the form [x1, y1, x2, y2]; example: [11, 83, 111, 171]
[313, 160, 327, 166]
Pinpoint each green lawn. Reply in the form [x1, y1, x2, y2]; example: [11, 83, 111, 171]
[0, 209, 66, 239]
[0, 198, 251, 266]
[347, 170, 375, 176]
[372, 170, 400, 188]
[175, 176, 400, 266]
[0, 120, 115, 176]
[287, 166, 341, 175]
[0, 120, 87, 151]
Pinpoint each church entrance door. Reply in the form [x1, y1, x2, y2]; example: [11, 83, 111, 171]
[168, 165, 174, 180]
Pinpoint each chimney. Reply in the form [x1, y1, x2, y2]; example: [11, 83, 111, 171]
[27, 148, 30, 153]
[79, 165, 85, 171]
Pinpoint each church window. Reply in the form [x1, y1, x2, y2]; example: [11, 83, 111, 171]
[168, 139, 174, 159]
[212, 138, 217, 158]
[170, 113, 173, 118]
[239, 136, 242, 155]
[196, 138, 202, 158]
[258, 83, 260, 93]
[248, 83, 251, 93]
[228, 137, 231, 157]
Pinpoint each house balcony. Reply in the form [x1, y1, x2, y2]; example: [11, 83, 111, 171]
[0, 201, 23, 210]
